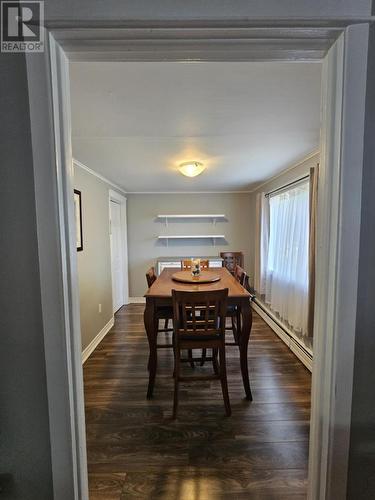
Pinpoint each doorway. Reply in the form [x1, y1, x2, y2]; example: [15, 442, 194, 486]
[109, 190, 129, 312]
[110, 200, 124, 312]
[28, 24, 369, 500]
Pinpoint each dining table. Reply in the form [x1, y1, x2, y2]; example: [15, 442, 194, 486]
[144, 267, 253, 400]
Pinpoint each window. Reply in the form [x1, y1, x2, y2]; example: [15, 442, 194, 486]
[263, 180, 309, 335]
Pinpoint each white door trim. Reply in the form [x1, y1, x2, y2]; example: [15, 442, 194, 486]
[27, 32, 90, 500]
[109, 189, 129, 311]
[308, 24, 369, 500]
[26, 23, 370, 500]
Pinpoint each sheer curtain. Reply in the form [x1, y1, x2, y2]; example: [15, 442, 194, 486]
[264, 181, 309, 335]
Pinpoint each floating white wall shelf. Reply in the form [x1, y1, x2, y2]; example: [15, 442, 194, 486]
[157, 214, 226, 226]
[157, 234, 225, 247]
[157, 235, 225, 239]
[157, 214, 226, 219]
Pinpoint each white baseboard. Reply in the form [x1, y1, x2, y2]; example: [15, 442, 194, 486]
[252, 300, 312, 372]
[82, 316, 114, 364]
[129, 296, 146, 304]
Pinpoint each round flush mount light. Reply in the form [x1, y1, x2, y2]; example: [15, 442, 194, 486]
[178, 161, 205, 178]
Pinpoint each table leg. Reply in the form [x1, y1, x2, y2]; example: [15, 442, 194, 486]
[238, 299, 253, 400]
[144, 298, 157, 399]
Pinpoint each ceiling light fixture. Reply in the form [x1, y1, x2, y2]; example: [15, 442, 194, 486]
[178, 161, 205, 178]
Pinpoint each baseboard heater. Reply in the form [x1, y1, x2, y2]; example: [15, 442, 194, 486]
[251, 298, 312, 372]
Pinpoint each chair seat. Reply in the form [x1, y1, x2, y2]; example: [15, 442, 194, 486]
[156, 305, 173, 319]
[226, 304, 238, 317]
[227, 304, 237, 312]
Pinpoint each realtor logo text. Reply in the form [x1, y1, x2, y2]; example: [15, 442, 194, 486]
[1, 1, 44, 52]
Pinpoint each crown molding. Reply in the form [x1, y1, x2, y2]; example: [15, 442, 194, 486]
[249, 149, 320, 194]
[128, 190, 252, 194]
[73, 158, 127, 195]
[73, 151, 319, 197]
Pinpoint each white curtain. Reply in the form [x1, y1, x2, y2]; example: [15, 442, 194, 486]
[260, 193, 269, 295]
[264, 181, 309, 335]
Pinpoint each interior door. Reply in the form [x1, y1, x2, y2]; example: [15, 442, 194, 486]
[110, 200, 124, 313]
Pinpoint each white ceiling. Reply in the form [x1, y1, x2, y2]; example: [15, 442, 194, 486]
[70, 61, 321, 192]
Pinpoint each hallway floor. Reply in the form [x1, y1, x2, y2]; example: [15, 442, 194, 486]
[83, 304, 311, 499]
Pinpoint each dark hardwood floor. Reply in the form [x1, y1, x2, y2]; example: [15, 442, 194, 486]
[83, 304, 311, 499]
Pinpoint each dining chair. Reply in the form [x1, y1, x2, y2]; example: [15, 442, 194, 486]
[181, 260, 211, 368]
[226, 265, 247, 344]
[181, 259, 209, 270]
[145, 267, 173, 353]
[145, 267, 194, 369]
[200, 264, 247, 367]
[172, 288, 231, 418]
[234, 264, 246, 286]
[146, 266, 157, 287]
[220, 252, 244, 275]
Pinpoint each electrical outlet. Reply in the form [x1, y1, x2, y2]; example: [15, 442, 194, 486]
[98, 303, 102, 313]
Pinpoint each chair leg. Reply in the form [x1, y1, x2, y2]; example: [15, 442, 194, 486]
[148, 330, 158, 371]
[173, 346, 180, 419]
[164, 318, 169, 333]
[236, 310, 241, 330]
[212, 348, 219, 375]
[188, 349, 195, 369]
[200, 348, 207, 366]
[231, 315, 238, 343]
[236, 309, 241, 338]
[219, 344, 231, 416]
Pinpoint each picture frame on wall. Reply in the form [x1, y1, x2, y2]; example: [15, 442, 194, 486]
[74, 189, 83, 251]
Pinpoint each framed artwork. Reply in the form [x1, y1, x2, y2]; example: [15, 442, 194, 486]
[74, 189, 83, 251]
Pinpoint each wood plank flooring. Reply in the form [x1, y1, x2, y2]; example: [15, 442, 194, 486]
[83, 304, 311, 499]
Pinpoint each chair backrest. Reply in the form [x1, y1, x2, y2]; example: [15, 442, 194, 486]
[220, 252, 244, 274]
[243, 273, 250, 292]
[172, 289, 228, 338]
[146, 267, 157, 288]
[234, 264, 246, 286]
[200, 259, 209, 269]
[181, 259, 209, 270]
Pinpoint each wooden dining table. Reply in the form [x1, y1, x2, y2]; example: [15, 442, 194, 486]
[144, 267, 253, 400]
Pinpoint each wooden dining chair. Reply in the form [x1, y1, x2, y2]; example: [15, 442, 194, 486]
[200, 264, 246, 367]
[145, 267, 173, 337]
[227, 265, 247, 342]
[172, 288, 231, 418]
[234, 264, 246, 286]
[146, 266, 157, 288]
[220, 252, 244, 275]
[181, 259, 209, 270]
[145, 267, 194, 369]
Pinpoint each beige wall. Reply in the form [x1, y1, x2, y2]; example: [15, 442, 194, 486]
[74, 165, 123, 351]
[127, 193, 254, 297]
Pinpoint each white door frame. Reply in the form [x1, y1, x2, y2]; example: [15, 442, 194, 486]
[27, 22, 370, 500]
[109, 189, 129, 312]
